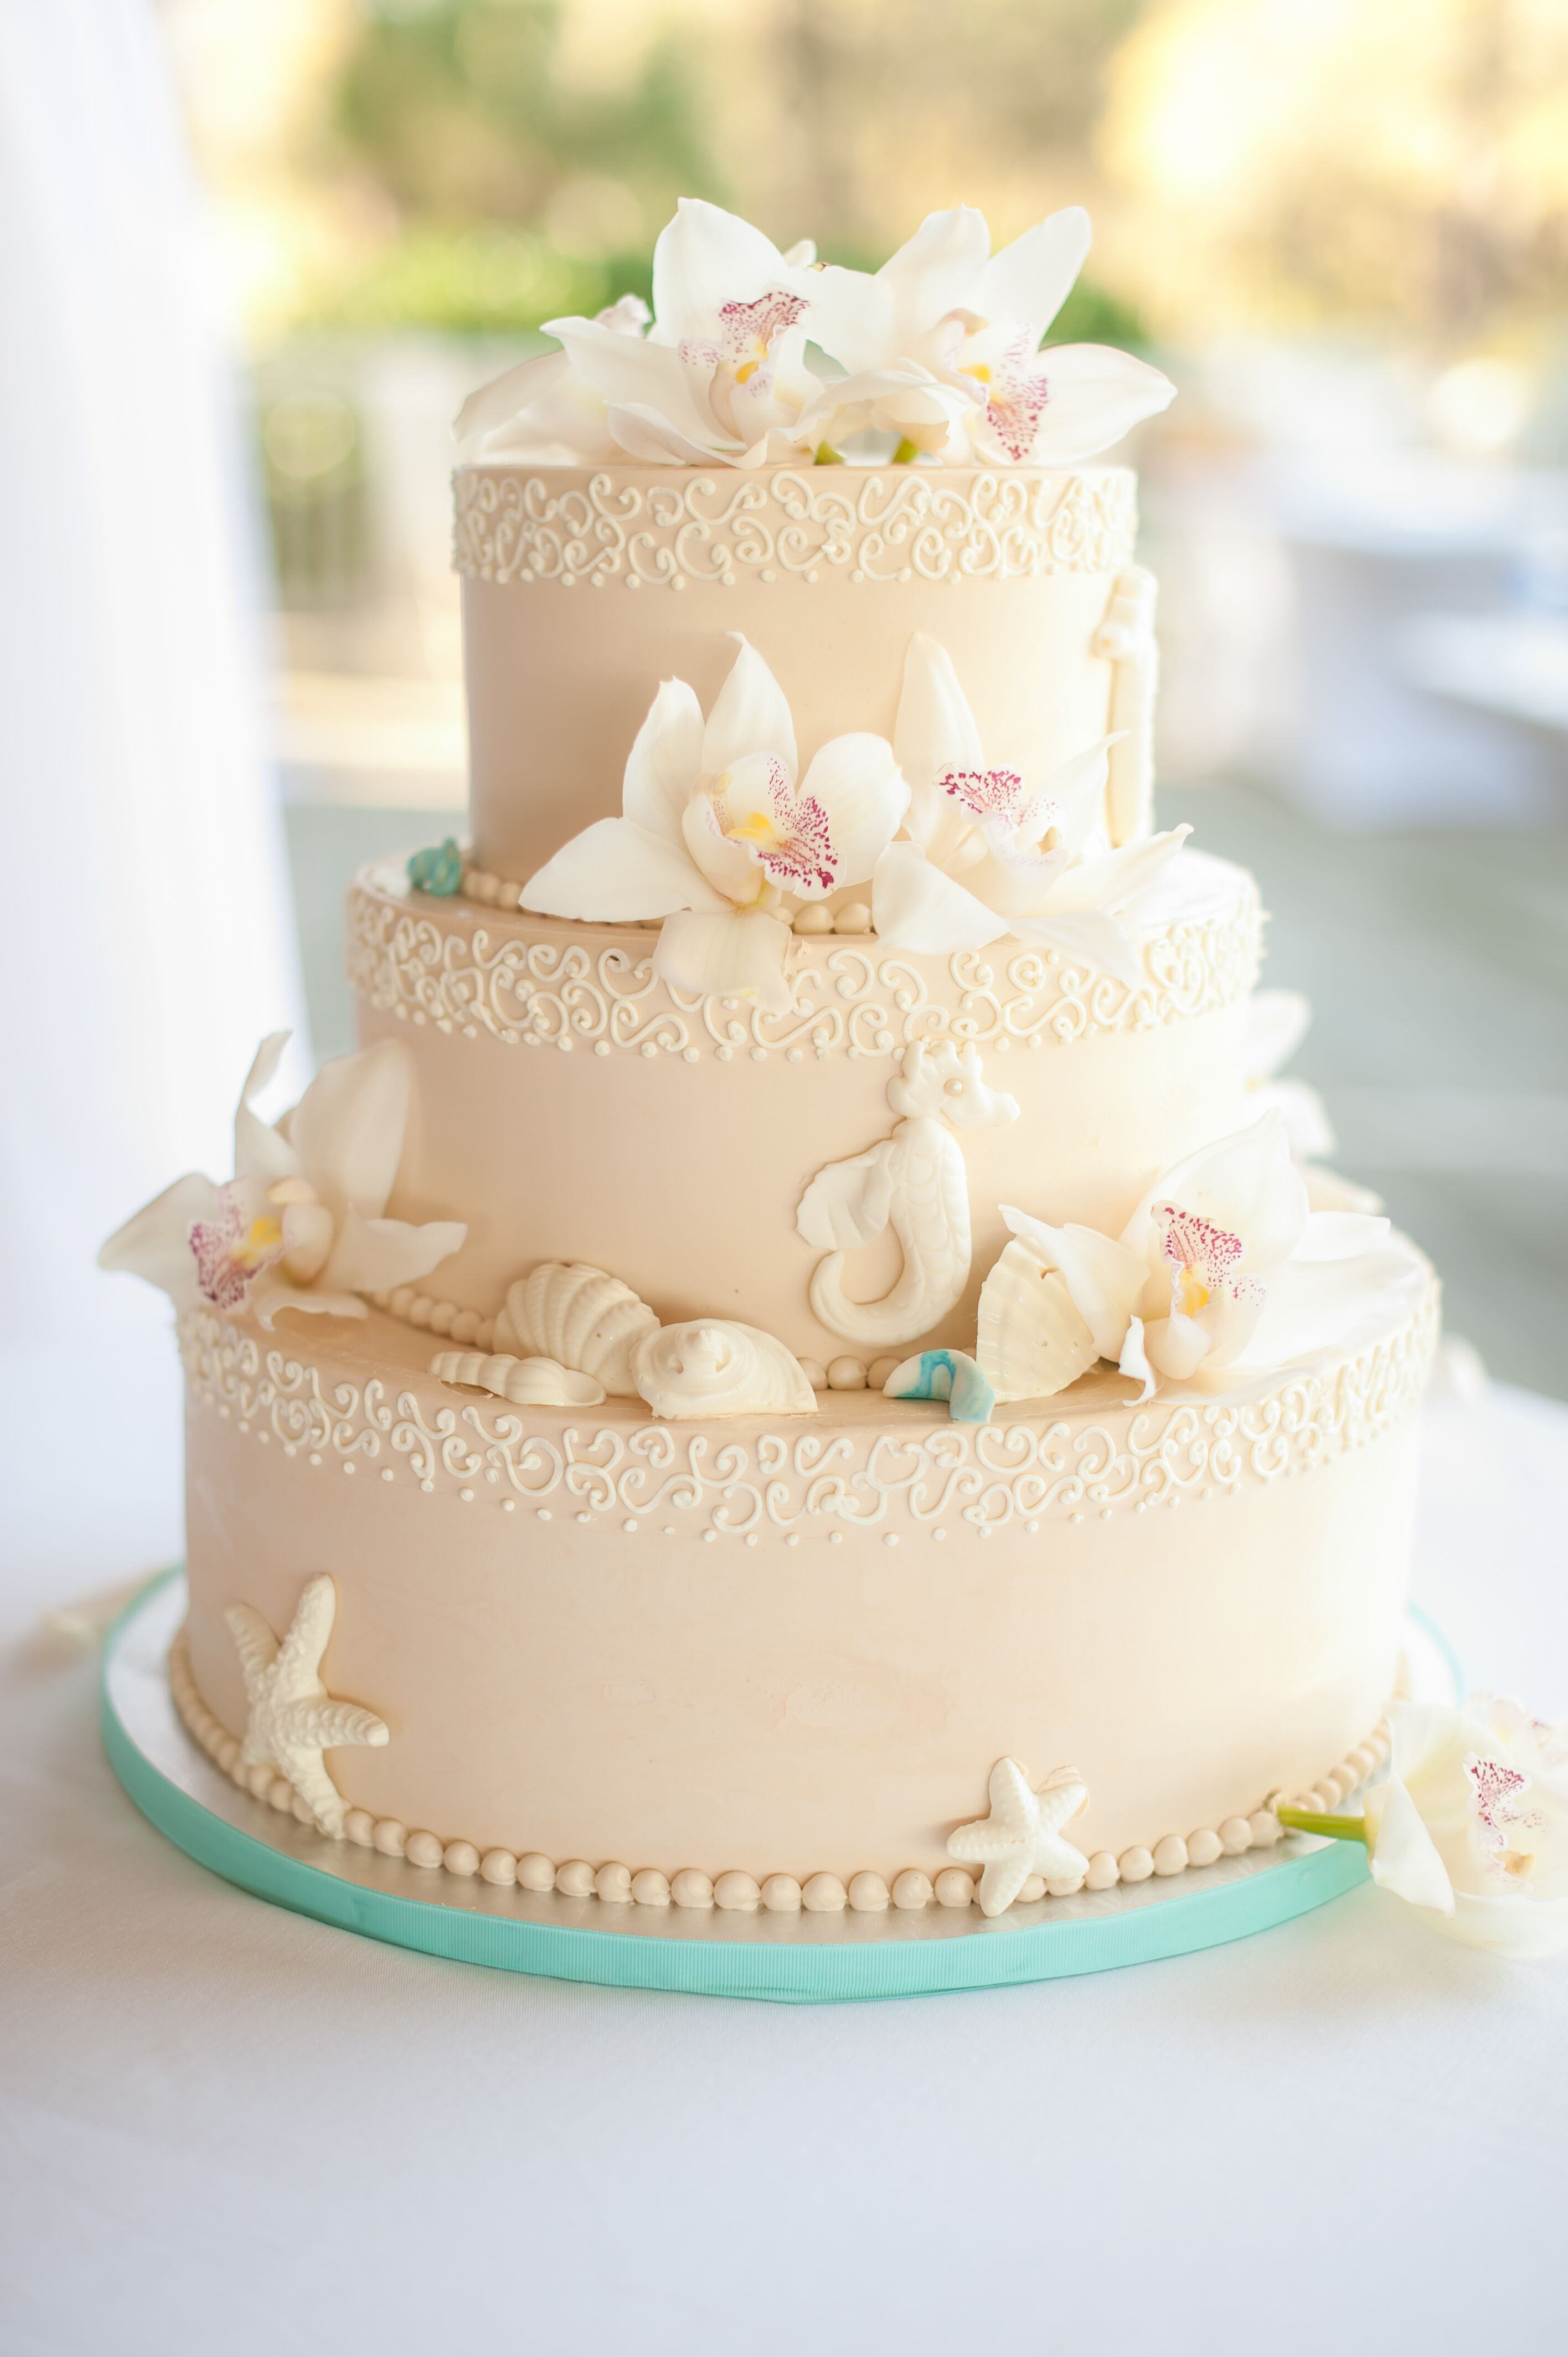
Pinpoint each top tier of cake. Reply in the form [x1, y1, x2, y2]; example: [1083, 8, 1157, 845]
[455, 461, 1154, 884]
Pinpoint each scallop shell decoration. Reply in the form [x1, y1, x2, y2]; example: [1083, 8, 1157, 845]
[631, 1321, 816, 1421]
[430, 1350, 605, 1407]
[497, 1263, 658, 1397]
[976, 1240, 1100, 1403]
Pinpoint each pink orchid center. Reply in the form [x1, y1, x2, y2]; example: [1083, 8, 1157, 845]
[962, 330, 1050, 463]
[940, 766, 1029, 827]
[188, 1184, 285, 1311]
[716, 754, 836, 897]
[718, 289, 807, 382]
[1153, 1202, 1257, 1320]
[1464, 1753, 1543, 1878]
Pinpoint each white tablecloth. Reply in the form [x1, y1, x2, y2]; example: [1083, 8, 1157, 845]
[4, 1330, 1566, 2354]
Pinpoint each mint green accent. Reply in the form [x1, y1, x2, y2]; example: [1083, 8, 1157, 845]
[407, 838, 463, 897]
[1276, 1806, 1370, 1844]
[812, 441, 843, 466]
[101, 1572, 1370, 2004]
[888, 1349, 996, 1427]
[890, 438, 922, 465]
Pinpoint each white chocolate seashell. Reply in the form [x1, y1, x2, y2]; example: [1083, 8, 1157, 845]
[502, 1262, 658, 1396]
[976, 1240, 1099, 1403]
[430, 1350, 605, 1407]
[632, 1321, 816, 1420]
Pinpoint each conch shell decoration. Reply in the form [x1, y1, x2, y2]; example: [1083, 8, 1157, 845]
[976, 1239, 1099, 1404]
[632, 1321, 816, 1421]
[430, 1350, 605, 1407]
[496, 1262, 658, 1396]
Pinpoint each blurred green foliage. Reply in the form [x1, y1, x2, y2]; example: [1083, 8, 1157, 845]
[322, 0, 1149, 346]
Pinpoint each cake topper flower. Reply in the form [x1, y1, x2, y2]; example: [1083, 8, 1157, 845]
[870, 634, 1188, 980]
[455, 198, 1173, 470]
[1278, 1697, 1568, 1959]
[99, 1033, 466, 1326]
[457, 202, 818, 469]
[520, 635, 906, 1010]
[996, 1110, 1422, 1399]
[801, 205, 1173, 465]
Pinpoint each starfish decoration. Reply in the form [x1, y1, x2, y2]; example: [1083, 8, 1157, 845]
[225, 1574, 388, 1838]
[947, 1757, 1091, 1916]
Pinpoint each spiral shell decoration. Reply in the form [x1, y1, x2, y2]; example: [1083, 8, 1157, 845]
[976, 1240, 1100, 1403]
[631, 1321, 816, 1421]
[498, 1263, 658, 1397]
[430, 1350, 605, 1407]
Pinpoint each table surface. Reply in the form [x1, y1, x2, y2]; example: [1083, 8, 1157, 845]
[4, 1327, 1566, 2355]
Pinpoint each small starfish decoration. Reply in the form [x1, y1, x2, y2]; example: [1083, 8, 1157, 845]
[947, 1757, 1091, 1916]
[225, 1574, 388, 1837]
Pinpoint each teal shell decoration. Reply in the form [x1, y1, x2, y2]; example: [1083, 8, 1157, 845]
[882, 1348, 996, 1425]
[408, 839, 464, 897]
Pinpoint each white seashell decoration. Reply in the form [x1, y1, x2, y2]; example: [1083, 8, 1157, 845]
[501, 1262, 658, 1396]
[631, 1321, 816, 1420]
[976, 1239, 1100, 1403]
[430, 1350, 606, 1407]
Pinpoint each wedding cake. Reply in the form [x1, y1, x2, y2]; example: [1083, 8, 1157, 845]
[103, 202, 1435, 1924]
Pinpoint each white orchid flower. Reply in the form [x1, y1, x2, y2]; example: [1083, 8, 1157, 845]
[870, 635, 1188, 982]
[520, 636, 907, 1012]
[462, 202, 820, 470]
[99, 1035, 466, 1327]
[454, 295, 651, 465]
[803, 205, 1175, 466]
[1000, 1110, 1409, 1398]
[1244, 988, 1384, 1217]
[1278, 1697, 1568, 1959]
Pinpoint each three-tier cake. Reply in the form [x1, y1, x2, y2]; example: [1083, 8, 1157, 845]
[104, 200, 1435, 1926]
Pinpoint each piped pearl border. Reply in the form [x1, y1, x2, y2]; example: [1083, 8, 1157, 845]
[169, 1628, 1388, 1918]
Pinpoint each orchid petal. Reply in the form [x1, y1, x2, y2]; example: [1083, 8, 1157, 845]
[97, 1171, 218, 1311]
[1364, 1778, 1457, 1915]
[701, 636, 797, 781]
[522, 817, 723, 922]
[871, 841, 1010, 953]
[1009, 908, 1144, 987]
[545, 317, 721, 450]
[1241, 1246, 1407, 1369]
[1024, 343, 1177, 465]
[1047, 824, 1191, 914]
[977, 205, 1092, 338]
[796, 733, 907, 886]
[1026, 736, 1117, 860]
[278, 1197, 334, 1285]
[894, 632, 985, 858]
[319, 1210, 467, 1296]
[680, 790, 771, 905]
[1121, 1114, 1308, 1274]
[605, 402, 732, 466]
[877, 206, 992, 357]
[621, 678, 704, 846]
[999, 1208, 1148, 1361]
[233, 1031, 297, 1182]
[453, 349, 571, 454]
[290, 1038, 412, 1222]
[653, 909, 795, 1013]
[1293, 1212, 1393, 1261]
[1194, 1280, 1265, 1371]
[1142, 1309, 1211, 1382]
[649, 198, 801, 344]
[1257, 1076, 1338, 1163]
[251, 1275, 367, 1329]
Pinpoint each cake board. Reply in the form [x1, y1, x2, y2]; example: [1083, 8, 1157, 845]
[100, 1570, 1427, 2003]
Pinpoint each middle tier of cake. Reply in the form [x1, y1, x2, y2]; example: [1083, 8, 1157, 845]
[350, 845, 1261, 1367]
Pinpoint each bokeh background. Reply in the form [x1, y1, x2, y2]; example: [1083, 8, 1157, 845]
[14, 0, 1568, 1392]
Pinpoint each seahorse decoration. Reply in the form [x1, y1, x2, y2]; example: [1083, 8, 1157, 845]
[796, 1042, 1019, 1349]
[1092, 564, 1158, 847]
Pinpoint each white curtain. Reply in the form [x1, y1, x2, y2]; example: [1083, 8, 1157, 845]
[0, 0, 307, 1342]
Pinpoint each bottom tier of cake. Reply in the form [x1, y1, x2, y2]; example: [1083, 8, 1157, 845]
[175, 1267, 1434, 1913]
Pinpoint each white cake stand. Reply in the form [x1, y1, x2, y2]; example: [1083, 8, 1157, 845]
[104, 1571, 1387, 2004]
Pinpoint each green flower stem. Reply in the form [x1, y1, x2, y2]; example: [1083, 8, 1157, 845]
[890, 437, 922, 465]
[1276, 1805, 1369, 1843]
[813, 441, 843, 466]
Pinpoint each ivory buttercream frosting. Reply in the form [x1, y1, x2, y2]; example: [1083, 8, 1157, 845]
[101, 197, 1438, 1926]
